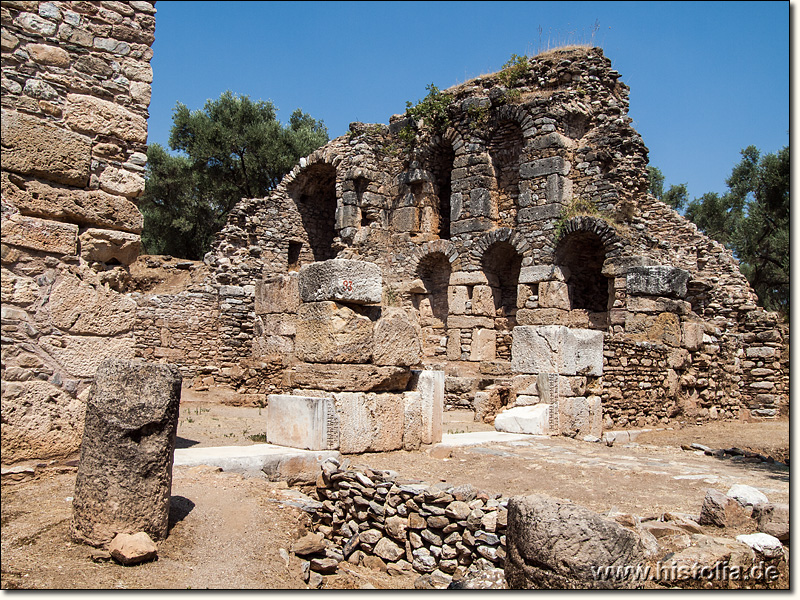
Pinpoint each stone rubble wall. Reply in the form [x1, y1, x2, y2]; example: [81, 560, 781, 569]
[308, 462, 508, 583]
[1, 0, 156, 462]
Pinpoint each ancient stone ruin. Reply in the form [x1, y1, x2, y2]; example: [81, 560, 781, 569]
[152, 46, 788, 444]
[2, 0, 156, 463]
[0, 1, 789, 465]
[70, 358, 181, 548]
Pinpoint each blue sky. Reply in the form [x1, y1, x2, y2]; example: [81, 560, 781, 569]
[147, 1, 789, 200]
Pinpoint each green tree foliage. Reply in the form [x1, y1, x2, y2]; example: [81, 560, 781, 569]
[647, 165, 688, 210]
[647, 165, 665, 199]
[140, 91, 328, 259]
[685, 145, 789, 316]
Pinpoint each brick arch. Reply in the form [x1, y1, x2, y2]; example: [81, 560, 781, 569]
[547, 215, 624, 258]
[487, 105, 537, 139]
[551, 216, 623, 313]
[466, 227, 530, 269]
[410, 130, 466, 239]
[408, 240, 462, 275]
[284, 155, 340, 262]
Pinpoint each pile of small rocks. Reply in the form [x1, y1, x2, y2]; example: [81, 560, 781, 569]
[301, 457, 508, 588]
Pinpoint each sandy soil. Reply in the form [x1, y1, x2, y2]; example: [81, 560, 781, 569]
[1, 392, 790, 590]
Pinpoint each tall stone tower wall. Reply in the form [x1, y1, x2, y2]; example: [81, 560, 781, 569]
[1, 0, 156, 462]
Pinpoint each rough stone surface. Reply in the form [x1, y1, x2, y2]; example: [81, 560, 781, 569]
[626, 266, 691, 298]
[2, 214, 78, 255]
[735, 533, 784, 558]
[726, 484, 769, 508]
[79, 229, 141, 265]
[65, 94, 148, 143]
[1, 0, 155, 465]
[334, 392, 404, 453]
[290, 363, 411, 392]
[751, 503, 789, 542]
[505, 494, 648, 589]
[0, 380, 86, 463]
[511, 326, 603, 376]
[373, 308, 422, 366]
[698, 488, 750, 528]
[108, 532, 158, 565]
[292, 532, 327, 556]
[255, 275, 299, 314]
[2, 173, 144, 233]
[70, 359, 182, 547]
[49, 273, 137, 335]
[39, 335, 136, 379]
[1, 109, 91, 186]
[298, 259, 382, 305]
[295, 301, 374, 364]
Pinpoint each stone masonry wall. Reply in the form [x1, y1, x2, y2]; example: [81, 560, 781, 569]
[308, 460, 507, 584]
[1, 0, 156, 462]
[194, 47, 786, 429]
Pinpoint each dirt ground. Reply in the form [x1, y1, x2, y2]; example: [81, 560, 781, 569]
[1, 391, 790, 590]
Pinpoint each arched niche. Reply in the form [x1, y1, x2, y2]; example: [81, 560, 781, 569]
[488, 119, 524, 228]
[415, 251, 451, 328]
[418, 137, 455, 240]
[554, 230, 610, 313]
[481, 240, 523, 318]
[286, 162, 337, 263]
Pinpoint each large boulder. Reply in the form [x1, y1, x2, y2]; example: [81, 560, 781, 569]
[298, 259, 382, 305]
[752, 503, 789, 542]
[505, 494, 649, 589]
[70, 359, 181, 547]
[698, 488, 750, 528]
[373, 307, 422, 366]
[295, 301, 374, 364]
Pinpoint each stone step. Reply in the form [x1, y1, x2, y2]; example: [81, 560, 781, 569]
[173, 443, 340, 481]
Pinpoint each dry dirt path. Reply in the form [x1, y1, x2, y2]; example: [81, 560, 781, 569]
[1, 400, 789, 590]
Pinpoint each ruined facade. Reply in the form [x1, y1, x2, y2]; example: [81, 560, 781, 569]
[195, 47, 787, 430]
[1, 0, 156, 461]
[1, 27, 788, 462]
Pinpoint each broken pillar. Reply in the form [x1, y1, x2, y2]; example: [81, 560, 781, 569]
[411, 369, 444, 444]
[70, 359, 182, 547]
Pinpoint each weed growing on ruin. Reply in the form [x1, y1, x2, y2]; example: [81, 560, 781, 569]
[554, 196, 600, 239]
[399, 84, 454, 147]
[383, 285, 401, 307]
[467, 103, 490, 131]
[503, 88, 523, 104]
[248, 433, 267, 443]
[498, 54, 530, 89]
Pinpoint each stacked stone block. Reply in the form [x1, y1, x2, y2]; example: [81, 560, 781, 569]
[1, 0, 156, 462]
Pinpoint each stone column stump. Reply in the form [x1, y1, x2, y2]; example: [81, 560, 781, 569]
[70, 359, 182, 547]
